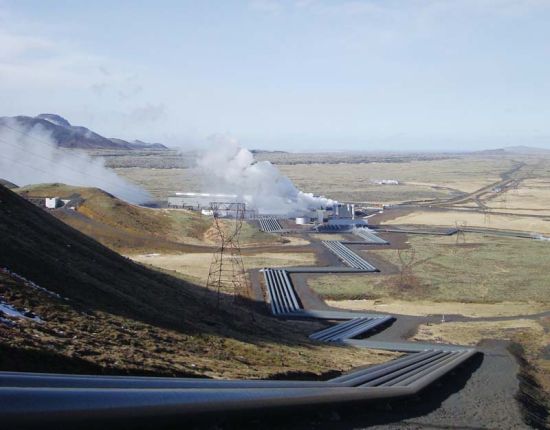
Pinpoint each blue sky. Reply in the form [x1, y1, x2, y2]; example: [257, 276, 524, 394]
[1, 0, 550, 151]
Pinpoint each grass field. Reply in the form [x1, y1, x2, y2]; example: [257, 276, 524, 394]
[131, 252, 316, 285]
[326, 299, 549, 318]
[482, 179, 550, 216]
[112, 155, 515, 205]
[413, 319, 547, 350]
[113, 167, 204, 200]
[309, 234, 550, 304]
[384, 210, 550, 234]
[277, 157, 512, 203]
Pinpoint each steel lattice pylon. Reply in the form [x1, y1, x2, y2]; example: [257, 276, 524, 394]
[455, 220, 467, 245]
[205, 202, 250, 307]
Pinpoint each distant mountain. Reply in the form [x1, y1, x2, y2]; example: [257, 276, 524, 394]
[473, 145, 550, 156]
[502, 145, 550, 155]
[0, 114, 168, 150]
[128, 139, 167, 150]
[250, 149, 288, 154]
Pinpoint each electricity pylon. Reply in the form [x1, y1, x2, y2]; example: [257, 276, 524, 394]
[205, 202, 250, 307]
[455, 220, 467, 245]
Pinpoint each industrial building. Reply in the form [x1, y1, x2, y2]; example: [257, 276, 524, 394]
[167, 193, 241, 210]
[45, 197, 63, 209]
[22, 196, 70, 210]
[372, 179, 399, 185]
[296, 203, 367, 229]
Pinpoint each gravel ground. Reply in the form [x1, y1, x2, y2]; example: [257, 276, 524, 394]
[367, 341, 525, 429]
[240, 342, 527, 430]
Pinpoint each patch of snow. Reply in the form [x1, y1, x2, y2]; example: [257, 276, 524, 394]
[531, 234, 550, 242]
[0, 302, 26, 318]
[0, 298, 43, 323]
[142, 253, 161, 257]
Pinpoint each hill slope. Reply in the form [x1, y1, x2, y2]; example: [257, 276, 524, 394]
[1, 183, 205, 325]
[0, 179, 18, 189]
[0, 184, 387, 377]
[16, 183, 280, 252]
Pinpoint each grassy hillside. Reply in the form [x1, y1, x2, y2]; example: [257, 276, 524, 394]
[0, 185, 393, 377]
[16, 183, 280, 252]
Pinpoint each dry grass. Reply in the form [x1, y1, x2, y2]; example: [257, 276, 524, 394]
[414, 318, 541, 345]
[412, 320, 547, 353]
[277, 158, 511, 203]
[113, 167, 204, 200]
[1, 271, 397, 379]
[309, 234, 550, 304]
[131, 252, 317, 285]
[384, 209, 550, 234]
[482, 179, 550, 216]
[326, 299, 549, 318]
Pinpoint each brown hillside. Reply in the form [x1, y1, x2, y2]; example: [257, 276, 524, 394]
[0, 184, 391, 377]
[16, 183, 279, 252]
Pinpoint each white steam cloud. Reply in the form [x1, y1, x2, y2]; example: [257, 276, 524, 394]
[0, 119, 151, 203]
[197, 137, 334, 216]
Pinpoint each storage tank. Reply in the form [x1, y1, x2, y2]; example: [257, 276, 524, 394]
[316, 209, 325, 224]
[295, 217, 308, 225]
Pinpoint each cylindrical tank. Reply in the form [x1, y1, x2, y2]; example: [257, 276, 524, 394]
[295, 217, 308, 225]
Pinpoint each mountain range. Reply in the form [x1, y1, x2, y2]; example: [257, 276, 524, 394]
[0, 114, 167, 150]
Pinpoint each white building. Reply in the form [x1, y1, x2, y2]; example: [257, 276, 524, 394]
[45, 197, 62, 209]
[373, 179, 399, 185]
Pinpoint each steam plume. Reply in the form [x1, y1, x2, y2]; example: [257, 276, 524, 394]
[197, 137, 334, 215]
[0, 119, 151, 203]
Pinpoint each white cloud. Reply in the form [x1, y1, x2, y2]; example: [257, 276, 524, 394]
[0, 32, 54, 60]
[0, 3, 167, 141]
[0, 19, 107, 90]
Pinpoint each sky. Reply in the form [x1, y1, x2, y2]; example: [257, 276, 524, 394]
[1, 0, 550, 152]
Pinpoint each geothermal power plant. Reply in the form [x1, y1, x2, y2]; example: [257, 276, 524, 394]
[167, 191, 371, 232]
